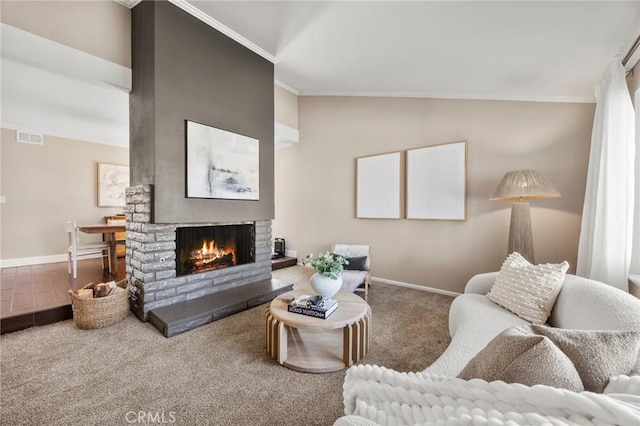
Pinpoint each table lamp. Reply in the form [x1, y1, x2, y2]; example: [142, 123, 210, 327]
[491, 169, 561, 263]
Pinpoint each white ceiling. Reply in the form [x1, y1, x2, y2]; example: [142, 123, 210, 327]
[189, 0, 640, 102]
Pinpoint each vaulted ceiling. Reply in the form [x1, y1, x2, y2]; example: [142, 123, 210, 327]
[188, 0, 640, 102]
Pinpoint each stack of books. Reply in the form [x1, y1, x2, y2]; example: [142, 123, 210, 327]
[287, 295, 339, 319]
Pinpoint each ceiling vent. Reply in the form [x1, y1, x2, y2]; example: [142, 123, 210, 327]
[16, 130, 44, 146]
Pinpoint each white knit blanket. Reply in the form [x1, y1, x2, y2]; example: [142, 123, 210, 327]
[342, 365, 640, 425]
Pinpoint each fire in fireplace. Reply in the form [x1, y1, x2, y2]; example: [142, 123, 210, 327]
[176, 224, 255, 276]
[192, 239, 235, 270]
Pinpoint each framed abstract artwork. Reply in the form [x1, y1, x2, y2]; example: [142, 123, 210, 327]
[356, 152, 402, 219]
[186, 120, 259, 200]
[406, 141, 467, 220]
[97, 163, 129, 207]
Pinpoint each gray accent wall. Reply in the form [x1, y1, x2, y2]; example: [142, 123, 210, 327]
[130, 1, 275, 224]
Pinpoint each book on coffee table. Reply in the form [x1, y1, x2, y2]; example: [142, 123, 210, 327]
[287, 295, 339, 319]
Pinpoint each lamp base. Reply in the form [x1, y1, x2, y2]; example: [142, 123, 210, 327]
[508, 202, 534, 263]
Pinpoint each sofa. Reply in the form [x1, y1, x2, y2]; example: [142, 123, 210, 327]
[335, 272, 640, 425]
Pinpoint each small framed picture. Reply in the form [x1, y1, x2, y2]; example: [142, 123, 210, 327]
[97, 163, 129, 207]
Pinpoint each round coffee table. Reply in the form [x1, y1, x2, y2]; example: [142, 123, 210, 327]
[265, 290, 372, 373]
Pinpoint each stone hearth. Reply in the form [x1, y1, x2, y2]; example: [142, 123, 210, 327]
[124, 185, 289, 335]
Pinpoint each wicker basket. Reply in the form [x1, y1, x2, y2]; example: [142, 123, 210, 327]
[69, 279, 129, 329]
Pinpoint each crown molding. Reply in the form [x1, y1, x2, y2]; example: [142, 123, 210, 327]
[274, 79, 299, 96]
[168, 0, 276, 64]
[297, 90, 596, 104]
[114, 0, 142, 9]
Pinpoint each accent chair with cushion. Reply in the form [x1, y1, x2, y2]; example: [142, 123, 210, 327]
[332, 244, 371, 301]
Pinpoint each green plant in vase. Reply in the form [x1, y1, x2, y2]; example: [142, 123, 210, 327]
[303, 252, 348, 300]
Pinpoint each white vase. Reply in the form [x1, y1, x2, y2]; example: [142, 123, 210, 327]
[310, 272, 342, 300]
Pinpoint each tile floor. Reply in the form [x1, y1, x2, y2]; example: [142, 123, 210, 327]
[0, 258, 126, 333]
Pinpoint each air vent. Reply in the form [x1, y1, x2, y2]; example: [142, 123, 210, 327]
[16, 130, 43, 146]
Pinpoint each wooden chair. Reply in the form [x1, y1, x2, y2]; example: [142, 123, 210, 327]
[332, 244, 371, 301]
[66, 221, 112, 279]
[106, 215, 126, 258]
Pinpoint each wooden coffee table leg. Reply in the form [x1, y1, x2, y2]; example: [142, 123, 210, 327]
[265, 310, 271, 355]
[343, 324, 353, 367]
[266, 309, 276, 358]
[360, 316, 368, 358]
[366, 309, 372, 352]
[271, 316, 279, 358]
[351, 320, 361, 363]
[277, 321, 287, 364]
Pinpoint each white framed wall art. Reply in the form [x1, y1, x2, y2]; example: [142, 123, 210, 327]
[186, 120, 259, 201]
[406, 141, 467, 220]
[356, 152, 402, 219]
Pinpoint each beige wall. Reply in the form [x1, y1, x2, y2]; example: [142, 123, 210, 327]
[0, 1, 131, 67]
[275, 86, 299, 129]
[274, 96, 595, 293]
[1, 129, 128, 260]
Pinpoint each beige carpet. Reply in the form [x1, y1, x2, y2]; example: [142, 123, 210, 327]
[0, 266, 453, 426]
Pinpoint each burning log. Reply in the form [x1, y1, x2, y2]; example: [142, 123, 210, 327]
[194, 252, 234, 270]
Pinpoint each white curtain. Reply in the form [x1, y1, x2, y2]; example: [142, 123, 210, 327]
[577, 60, 636, 291]
[631, 86, 640, 275]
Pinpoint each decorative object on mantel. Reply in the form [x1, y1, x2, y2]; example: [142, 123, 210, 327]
[186, 120, 259, 200]
[303, 252, 348, 302]
[491, 169, 561, 263]
[97, 163, 129, 207]
[406, 141, 467, 220]
[356, 152, 402, 219]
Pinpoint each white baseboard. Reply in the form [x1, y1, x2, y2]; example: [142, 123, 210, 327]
[0, 253, 102, 268]
[372, 276, 461, 297]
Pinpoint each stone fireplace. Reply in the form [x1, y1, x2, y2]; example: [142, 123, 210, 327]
[127, 3, 289, 337]
[125, 185, 275, 326]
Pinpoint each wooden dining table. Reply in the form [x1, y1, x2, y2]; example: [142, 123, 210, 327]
[77, 224, 126, 274]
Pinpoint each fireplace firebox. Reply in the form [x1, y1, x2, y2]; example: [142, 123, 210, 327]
[176, 224, 255, 276]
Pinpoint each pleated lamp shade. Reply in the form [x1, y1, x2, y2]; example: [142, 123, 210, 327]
[491, 169, 561, 201]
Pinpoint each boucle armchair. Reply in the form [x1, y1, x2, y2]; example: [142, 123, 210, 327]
[332, 244, 371, 300]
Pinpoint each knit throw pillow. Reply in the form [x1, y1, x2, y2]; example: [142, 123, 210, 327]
[487, 252, 569, 324]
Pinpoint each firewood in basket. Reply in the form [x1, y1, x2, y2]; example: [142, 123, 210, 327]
[109, 286, 124, 295]
[76, 289, 93, 299]
[93, 283, 111, 298]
